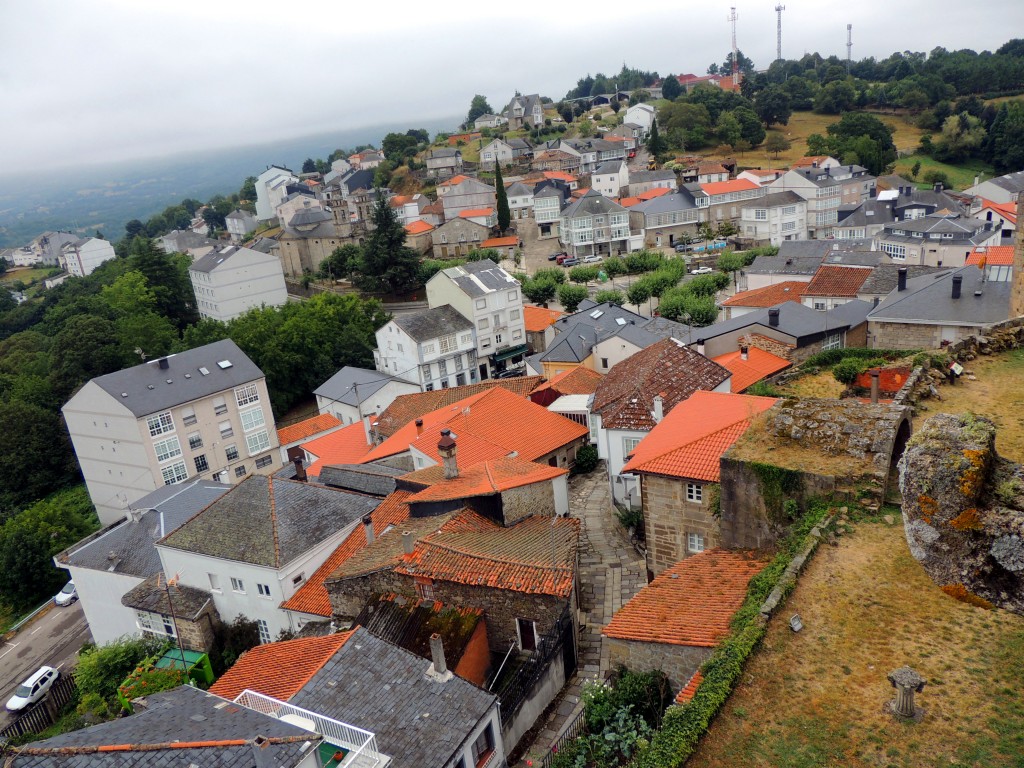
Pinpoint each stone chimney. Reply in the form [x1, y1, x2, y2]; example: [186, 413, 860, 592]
[768, 308, 780, 327]
[427, 633, 452, 681]
[291, 456, 306, 482]
[438, 429, 458, 479]
[652, 394, 664, 423]
[952, 274, 963, 300]
[415, 418, 424, 435]
[1012, 213, 1024, 318]
[362, 514, 374, 545]
[402, 530, 415, 555]
[250, 736, 275, 768]
[870, 369, 880, 404]
[897, 267, 907, 292]
[740, 345, 749, 361]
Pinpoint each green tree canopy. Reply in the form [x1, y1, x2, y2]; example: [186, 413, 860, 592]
[494, 163, 511, 234]
[753, 85, 792, 128]
[466, 95, 494, 126]
[765, 133, 792, 158]
[557, 284, 588, 313]
[985, 101, 1024, 173]
[353, 193, 422, 295]
[594, 289, 625, 306]
[661, 75, 682, 101]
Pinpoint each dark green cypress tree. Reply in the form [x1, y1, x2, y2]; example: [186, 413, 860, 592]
[494, 162, 511, 235]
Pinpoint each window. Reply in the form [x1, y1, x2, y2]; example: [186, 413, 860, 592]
[147, 412, 174, 436]
[230, 577, 245, 593]
[823, 333, 842, 351]
[623, 436, 641, 456]
[257, 619, 271, 645]
[255, 456, 273, 469]
[246, 430, 271, 455]
[225, 444, 239, 461]
[213, 396, 228, 415]
[292, 573, 305, 586]
[495, 333, 502, 344]
[136, 610, 176, 638]
[219, 421, 234, 439]
[455, 354, 464, 371]
[475, 299, 487, 310]
[415, 579, 435, 599]
[782, 221, 796, 232]
[194, 454, 209, 473]
[240, 407, 265, 432]
[208, 573, 221, 591]
[439, 335, 456, 354]
[234, 465, 247, 478]
[153, 436, 182, 462]
[235, 383, 259, 407]
[257, 583, 272, 598]
[478, 318, 489, 330]
[161, 461, 188, 485]
[481, 338, 491, 349]
[188, 433, 203, 450]
[813, 301, 826, 311]
[181, 407, 197, 426]
[881, 242, 906, 260]
[471, 722, 496, 767]
[782, 205, 797, 216]
[601, 357, 609, 369]
[460, 333, 472, 344]
[687, 532, 705, 553]
[686, 483, 703, 502]
[456, 373, 466, 386]
[423, 342, 436, 354]
[438, 359, 448, 375]
[754, 209, 767, 221]
[421, 364, 431, 380]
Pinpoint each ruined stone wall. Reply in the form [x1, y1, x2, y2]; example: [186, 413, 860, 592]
[605, 637, 710, 694]
[502, 482, 556, 526]
[641, 475, 717, 578]
[174, 603, 219, 654]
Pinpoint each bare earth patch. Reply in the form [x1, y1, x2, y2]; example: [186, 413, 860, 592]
[690, 521, 1024, 768]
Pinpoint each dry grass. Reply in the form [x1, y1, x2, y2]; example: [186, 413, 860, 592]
[780, 370, 847, 400]
[691, 521, 1024, 768]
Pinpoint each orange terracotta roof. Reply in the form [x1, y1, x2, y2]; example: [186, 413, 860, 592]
[618, 196, 642, 207]
[713, 347, 791, 393]
[698, 163, 728, 175]
[700, 178, 759, 196]
[543, 171, 577, 183]
[978, 198, 1017, 224]
[390, 195, 412, 207]
[792, 155, 832, 168]
[481, 236, 518, 248]
[330, 508, 460, 582]
[571, 188, 590, 199]
[208, 631, 355, 701]
[277, 413, 342, 446]
[803, 265, 873, 298]
[403, 456, 567, 503]
[966, 245, 1014, 266]
[438, 174, 470, 187]
[637, 186, 672, 200]
[394, 510, 580, 597]
[603, 549, 767, 646]
[405, 219, 435, 235]
[282, 491, 413, 616]
[523, 305, 564, 332]
[721, 281, 807, 308]
[622, 391, 777, 480]
[532, 366, 603, 396]
[303, 421, 373, 476]
[743, 168, 781, 177]
[676, 670, 704, 703]
[459, 207, 495, 218]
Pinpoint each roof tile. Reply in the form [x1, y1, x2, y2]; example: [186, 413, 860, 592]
[713, 348, 791, 393]
[523, 305, 565, 332]
[402, 456, 567, 503]
[277, 413, 342, 446]
[302, 421, 373, 477]
[532, 366, 603, 397]
[803, 265, 873, 298]
[721, 281, 808, 308]
[966, 245, 1015, 266]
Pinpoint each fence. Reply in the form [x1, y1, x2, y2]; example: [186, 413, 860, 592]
[0, 674, 77, 742]
[541, 708, 587, 768]
[492, 611, 574, 727]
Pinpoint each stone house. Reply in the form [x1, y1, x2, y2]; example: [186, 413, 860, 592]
[437, 175, 497, 219]
[430, 217, 491, 259]
[523, 305, 564, 354]
[121, 575, 220, 653]
[426, 147, 464, 178]
[800, 265, 874, 312]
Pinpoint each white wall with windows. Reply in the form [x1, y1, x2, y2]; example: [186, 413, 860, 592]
[374, 318, 478, 392]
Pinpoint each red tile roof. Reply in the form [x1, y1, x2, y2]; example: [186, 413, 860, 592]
[602, 549, 767, 646]
[622, 391, 777, 480]
[523, 305, 564, 333]
[676, 670, 704, 703]
[277, 413, 342, 446]
[966, 245, 1014, 266]
[532, 366, 603, 397]
[390, 195, 412, 207]
[438, 174, 470, 187]
[402, 456, 567, 503]
[302, 421, 373, 477]
[700, 179, 759, 196]
[792, 155, 833, 168]
[721, 281, 807, 308]
[713, 347, 792, 393]
[459, 208, 495, 218]
[208, 631, 354, 701]
[978, 198, 1017, 224]
[481, 236, 518, 248]
[637, 186, 672, 200]
[592, 338, 732, 431]
[405, 219, 435, 235]
[543, 171, 577, 183]
[803, 265, 873, 298]
[281, 491, 413, 616]
[698, 163, 728, 175]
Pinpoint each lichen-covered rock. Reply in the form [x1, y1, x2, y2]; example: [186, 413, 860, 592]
[900, 413, 1024, 615]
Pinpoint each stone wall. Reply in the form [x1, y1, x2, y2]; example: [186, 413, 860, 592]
[641, 475, 717, 578]
[746, 333, 795, 360]
[174, 602, 219, 654]
[605, 637, 711, 694]
[502, 481, 556, 526]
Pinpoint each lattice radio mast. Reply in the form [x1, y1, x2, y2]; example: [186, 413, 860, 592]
[847, 24, 853, 73]
[775, 5, 785, 61]
[728, 7, 740, 85]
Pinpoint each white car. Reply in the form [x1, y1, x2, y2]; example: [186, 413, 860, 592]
[690, 266, 714, 275]
[54, 581, 77, 606]
[6, 666, 59, 711]
[582, 255, 602, 263]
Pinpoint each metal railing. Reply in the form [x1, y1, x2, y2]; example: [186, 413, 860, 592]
[234, 689, 384, 768]
[541, 707, 587, 768]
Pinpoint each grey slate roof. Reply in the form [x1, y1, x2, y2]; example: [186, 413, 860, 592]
[835, 198, 896, 228]
[429, 147, 461, 158]
[629, 169, 676, 183]
[747, 254, 822, 277]
[594, 160, 624, 174]
[121, 574, 212, 620]
[821, 247, 884, 267]
[561, 189, 627, 219]
[248, 236, 278, 254]
[341, 168, 375, 193]
[882, 214, 988, 239]
[316, 463, 406, 496]
[287, 208, 333, 228]
[159, 475, 379, 568]
[541, 303, 690, 364]
[631, 190, 698, 215]
[189, 245, 264, 274]
[85, 339, 263, 418]
[984, 170, 1024, 194]
[698, 300, 867, 344]
[314, 365, 412, 406]
[867, 266, 1010, 325]
[859, 265, 948, 297]
[505, 181, 533, 197]
[438, 260, 520, 298]
[742, 190, 803, 209]
[392, 304, 473, 342]
[64, 480, 230, 577]
[289, 628, 497, 768]
[10, 686, 319, 768]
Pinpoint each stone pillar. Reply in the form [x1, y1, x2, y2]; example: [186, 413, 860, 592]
[887, 666, 926, 718]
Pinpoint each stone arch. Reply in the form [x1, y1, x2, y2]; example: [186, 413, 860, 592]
[890, 417, 912, 471]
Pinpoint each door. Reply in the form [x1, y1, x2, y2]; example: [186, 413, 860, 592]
[517, 618, 537, 651]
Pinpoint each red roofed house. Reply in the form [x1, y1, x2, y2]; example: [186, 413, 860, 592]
[713, 345, 792, 393]
[622, 390, 777, 575]
[800, 265, 873, 311]
[603, 549, 766, 696]
[437, 175, 496, 219]
[277, 413, 343, 465]
[970, 199, 1016, 239]
[523, 305, 565, 353]
[459, 207, 498, 227]
[720, 280, 808, 320]
[530, 366, 603, 407]
[481, 235, 519, 260]
[404, 218, 434, 254]
[691, 178, 766, 225]
[967, 245, 1015, 281]
[301, 421, 376, 478]
[430, 216, 490, 259]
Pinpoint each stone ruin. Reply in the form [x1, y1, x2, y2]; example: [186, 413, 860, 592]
[899, 413, 1024, 615]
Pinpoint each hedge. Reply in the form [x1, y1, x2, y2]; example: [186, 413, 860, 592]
[801, 347, 914, 368]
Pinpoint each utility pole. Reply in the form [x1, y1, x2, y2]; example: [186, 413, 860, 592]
[728, 7, 740, 85]
[775, 4, 786, 62]
[847, 24, 853, 74]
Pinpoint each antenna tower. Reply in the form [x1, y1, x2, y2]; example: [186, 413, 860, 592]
[728, 7, 740, 85]
[775, 5, 786, 61]
[847, 24, 853, 73]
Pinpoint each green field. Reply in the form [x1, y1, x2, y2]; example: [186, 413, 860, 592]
[893, 155, 994, 191]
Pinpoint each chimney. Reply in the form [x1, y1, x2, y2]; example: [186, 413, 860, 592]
[362, 514, 374, 545]
[768, 308, 780, 327]
[429, 633, 449, 675]
[870, 369, 880, 404]
[811, 161, 818, 168]
[415, 418, 424, 435]
[402, 530, 415, 555]
[952, 274, 963, 300]
[438, 429, 458, 479]
[740, 345, 749, 361]
[158, 357, 169, 370]
[652, 394, 664, 424]
[291, 456, 307, 482]
[897, 267, 907, 292]
[933, 181, 943, 193]
[696, 338, 705, 356]
[362, 414, 373, 446]
[250, 737, 275, 768]
[869, 185, 877, 198]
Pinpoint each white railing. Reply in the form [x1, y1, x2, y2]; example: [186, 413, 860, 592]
[234, 689, 385, 768]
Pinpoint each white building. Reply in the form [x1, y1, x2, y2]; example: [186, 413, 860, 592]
[560, 190, 638, 258]
[189, 244, 288, 322]
[254, 166, 298, 222]
[769, 167, 843, 238]
[374, 305, 478, 391]
[62, 339, 281, 526]
[740, 190, 809, 246]
[505, 181, 534, 220]
[592, 160, 629, 199]
[314, 366, 419, 425]
[61, 237, 116, 277]
[533, 186, 565, 237]
[624, 103, 656, 133]
[224, 209, 257, 242]
[426, 260, 527, 380]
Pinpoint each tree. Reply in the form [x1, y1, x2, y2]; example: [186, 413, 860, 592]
[559, 103, 574, 123]
[609, 100, 621, 114]
[733, 107, 766, 147]
[557, 284, 588, 313]
[805, 133, 829, 156]
[568, 266, 599, 284]
[782, 75, 816, 110]
[934, 112, 987, 163]
[626, 281, 651, 312]
[646, 119, 667, 157]
[662, 75, 682, 101]
[985, 101, 1024, 173]
[239, 176, 258, 202]
[521, 278, 558, 305]
[301, 158, 316, 174]
[466, 95, 494, 126]
[75, 636, 165, 708]
[814, 80, 857, 114]
[765, 133, 792, 158]
[594, 289, 625, 306]
[494, 163, 511, 234]
[824, 112, 897, 175]
[128, 238, 199, 330]
[124, 219, 146, 240]
[318, 244, 362, 280]
[754, 85, 792, 128]
[354, 192, 422, 295]
[629, 90, 651, 106]
[717, 251, 746, 290]
[715, 112, 742, 148]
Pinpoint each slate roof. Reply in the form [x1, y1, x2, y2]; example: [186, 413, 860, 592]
[713, 348, 792, 393]
[882, 214, 990, 241]
[62, 481, 230, 578]
[286, 208, 333, 229]
[289, 628, 497, 768]
[867, 266, 1011, 325]
[721, 281, 807, 308]
[159, 475, 379, 568]
[747, 254, 822, 277]
[593, 338, 731, 431]
[697, 300, 868, 343]
[277, 413, 342, 446]
[8, 686, 319, 768]
[189, 245, 266, 274]
[121, 574, 213, 621]
[316, 463, 405, 496]
[858, 265, 948, 296]
[505, 181, 534, 198]
[835, 198, 896, 228]
[560, 189, 627, 219]
[976, 170, 1024, 195]
[603, 549, 766, 647]
[630, 190, 698, 216]
[741, 190, 803, 208]
[629, 169, 677, 183]
[820, 247, 884, 267]
[314, 365, 412, 406]
[81, 339, 263, 419]
[595, 160, 625, 174]
[803, 266, 873, 298]
[392, 304, 474, 342]
[436, 260, 520, 298]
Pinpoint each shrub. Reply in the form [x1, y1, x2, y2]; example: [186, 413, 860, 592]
[573, 444, 599, 474]
[832, 358, 866, 384]
[594, 289, 626, 306]
[533, 267, 566, 284]
[746, 380, 783, 397]
[75, 636, 166, 707]
[616, 505, 645, 537]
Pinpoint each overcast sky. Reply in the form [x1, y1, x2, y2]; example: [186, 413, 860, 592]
[2, 0, 1023, 176]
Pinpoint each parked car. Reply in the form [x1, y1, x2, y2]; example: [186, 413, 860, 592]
[496, 369, 525, 379]
[628, 150, 637, 159]
[548, 251, 565, 261]
[6, 667, 59, 712]
[554, 252, 570, 265]
[674, 243, 690, 253]
[582, 255, 602, 263]
[690, 266, 714, 275]
[54, 581, 77, 606]
[561, 257, 580, 267]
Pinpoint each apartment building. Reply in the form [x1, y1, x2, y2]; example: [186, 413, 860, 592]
[373, 305, 479, 391]
[188, 244, 287, 322]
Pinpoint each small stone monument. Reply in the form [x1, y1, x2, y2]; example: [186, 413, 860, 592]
[887, 666, 926, 720]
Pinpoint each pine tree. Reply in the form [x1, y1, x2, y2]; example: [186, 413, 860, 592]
[647, 118, 667, 158]
[356, 191, 422, 295]
[494, 163, 511, 235]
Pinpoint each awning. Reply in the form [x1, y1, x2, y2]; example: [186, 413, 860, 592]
[493, 344, 529, 362]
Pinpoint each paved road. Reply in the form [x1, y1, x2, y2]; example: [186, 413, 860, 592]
[0, 602, 89, 725]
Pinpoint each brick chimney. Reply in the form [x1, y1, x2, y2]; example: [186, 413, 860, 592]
[415, 418, 424, 435]
[1013, 214, 1024, 317]
[438, 429, 458, 479]
[740, 345, 749, 361]
[291, 456, 306, 482]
